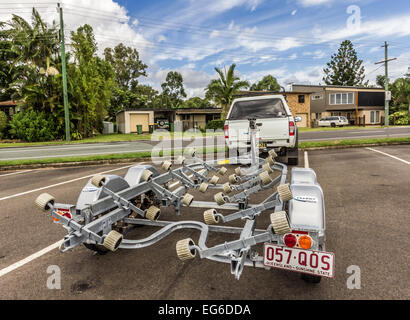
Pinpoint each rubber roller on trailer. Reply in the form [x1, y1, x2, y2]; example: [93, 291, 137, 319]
[199, 182, 209, 193]
[222, 182, 232, 194]
[141, 169, 153, 182]
[277, 183, 293, 202]
[266, 156, 275, 165]
[270, 211, 291, 234]
[218, 167, 227, 176]
[229, 174, 239, 184]
[161, 160, 172, 171]
[209, 175, 219, 185]
[234, 167, 243, 176]
[176, 238, 196, 260]
[146, 206, 161, 221]
[35, 193, 55, 211]
[182, 193, 194, 206]
[259, 171, 272, 185]
[262, 163, 273, 174]
[175, 156, 185, 165]
[186, 148, 196, 157]
[203, 209, 219, 225]
[91, 174, 106, 188]
[214, 192, 227, 206]
[103, 230, 123, 252]
[268, 149, 278, 158]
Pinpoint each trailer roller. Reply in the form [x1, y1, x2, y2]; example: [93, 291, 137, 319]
[176, 238, 196, 260]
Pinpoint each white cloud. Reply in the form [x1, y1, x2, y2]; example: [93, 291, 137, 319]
[157, 35, 167, 42]
[291, 10, 297, 16]
[209, 30, 220, 39]
[297, 0, 333, 7]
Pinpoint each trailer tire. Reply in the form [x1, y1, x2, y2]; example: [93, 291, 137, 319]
[35, 193, 55, 211]
[214, 192, 226, 205]
[141, 169, 154, 182]
[199, 182, 209, 193]
[259, 171, 272, 185]
[270, 211, 291, 234]
[83, 243, 109, 255]
[182, 193, 194, 206]
[176, 238, 196, 260]
[204, 209, 219, 225]
[222, 182, 232, 194]
[161, 161, 172, 171]
[146, 205, 161, 221]
[277, 183, 293, 201]
[209, 175, 219, 185]
[103, 230, 123, 252]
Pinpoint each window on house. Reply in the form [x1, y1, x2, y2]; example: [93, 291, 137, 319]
[376, 111, 380, 123]
[330, 92, 354, 105]
[298, 95, 305, 103]
[348, 93, 354, 104]
[370, 111, 375, 123]
[342, 93, 347, 104]
[336, 94, 341, 104]
[330, 94, 335, 105]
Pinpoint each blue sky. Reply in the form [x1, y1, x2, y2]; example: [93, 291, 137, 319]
[2, 0, 410, 97]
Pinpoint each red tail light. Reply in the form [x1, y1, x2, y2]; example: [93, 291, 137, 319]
[289, 121, 295, 136]
[224, 124, 229, 139]
[283, 233, 297, 248]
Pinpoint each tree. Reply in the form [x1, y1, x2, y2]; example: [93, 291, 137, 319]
[104, 43, 147, 91]
[323, 40, 366, 86]
[161, 71, 186, 108]
[205, 63, 249, 118]
[250, 75, 280, 91]
[184, 96, 211, 109]
[391, 78, 410, 111]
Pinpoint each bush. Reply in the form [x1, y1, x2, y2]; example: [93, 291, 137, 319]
[205, 119, 225, 130]
[0, 110, 7, 139]
[10, 110, 55, 142]
[390, 111, 410, 125]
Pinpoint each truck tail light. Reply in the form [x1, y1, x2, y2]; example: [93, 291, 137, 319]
[298, 235, 313, 250]
[283, 233, 297, 248]
[224, 124, 229, 139]
[289, 121, 295, 136]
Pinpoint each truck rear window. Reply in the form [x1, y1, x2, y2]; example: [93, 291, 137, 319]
[227, 98, 287, 120]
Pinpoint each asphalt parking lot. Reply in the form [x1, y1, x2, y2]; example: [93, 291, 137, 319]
[0, 145, 409, 299]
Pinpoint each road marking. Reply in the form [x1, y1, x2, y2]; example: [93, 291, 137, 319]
[0, 170, 33, 177]
[0, 163, 142, 201]
[366, 147, 410, 165]
[304, 151, 309, 168]
[0, 241, 62, 278]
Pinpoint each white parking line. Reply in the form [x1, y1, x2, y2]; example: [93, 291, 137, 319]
[0, 163, 142, 201]
[366, 147, 410, 165]
[0, 241, 62, 278]
[0, 170, 33, 177]
[304, 151, 309, 168]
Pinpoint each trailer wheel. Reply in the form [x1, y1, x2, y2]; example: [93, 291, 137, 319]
[222, 182, 232, 194]
[91, 174, 106, 187]
[270, 211, 291, 234]
[141, 169, 153, 182]
[199, 182, 209, 193]
[35, 193, 55, 211]
[146, 205, 161, 221]
[269, 149, 278, 158]
[229, 174, 239, 184]
[176, 238, 196, 260]
[234, 167, 242, 176]
[301, 273, 322, 284]
[182, 193, 194, 206]
[209, 175, 219, 185]
[161, 161, 172, 171]
[266, 156, 275, 165]
[277, 183, 293, 201]
[262, 163, 273, 173]
[103, 230, 123, 252]
[259, 171, 272, 185]
[204, 209, 219, 225]
[218, 167, 227, 176]
[214, 192, 226, 206]
[83, 243, 109, 255]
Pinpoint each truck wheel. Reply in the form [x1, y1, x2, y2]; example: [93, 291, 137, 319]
[331, 123, 336, 128]
[301, 273, 322, 284]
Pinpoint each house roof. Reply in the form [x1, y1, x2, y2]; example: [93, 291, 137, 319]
[116, 107, 221, 115]
[235, 91, 313, 96]
[292, 84, 385, 91]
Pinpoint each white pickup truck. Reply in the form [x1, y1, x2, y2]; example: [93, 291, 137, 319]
[224, 95, 301, 165]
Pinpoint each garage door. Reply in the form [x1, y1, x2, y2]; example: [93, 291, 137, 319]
[296, 113, 308, 128]
[130, 113, 149, 132]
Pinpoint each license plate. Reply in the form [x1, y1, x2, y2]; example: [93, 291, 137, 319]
[263, 243, 335, 278]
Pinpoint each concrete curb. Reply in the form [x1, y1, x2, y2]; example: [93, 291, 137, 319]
[1, 141, 409, 171]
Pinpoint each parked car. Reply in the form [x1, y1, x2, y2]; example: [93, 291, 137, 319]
[318, 116, 349, 127]
[224, 95, 301, 165]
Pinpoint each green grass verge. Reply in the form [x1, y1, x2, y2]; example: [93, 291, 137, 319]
[0, 146, 227, 167]
[297, 125, 404, 132]
[299, 136, 410, 148]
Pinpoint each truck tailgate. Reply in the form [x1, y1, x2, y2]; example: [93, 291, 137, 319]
[227, 118, 289, 142]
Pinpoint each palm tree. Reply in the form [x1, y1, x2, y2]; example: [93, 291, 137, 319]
[205, 64, 249, 118]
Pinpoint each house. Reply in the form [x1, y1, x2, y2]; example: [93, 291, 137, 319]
[0, 100, 19, 120]
[234, 91, 313, 127]
[116, 108, 222, 133]
[291, 84, 386, 125]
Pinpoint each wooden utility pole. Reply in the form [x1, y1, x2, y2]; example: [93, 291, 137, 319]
[375, 41, 397, 128]
[58, 3, 70, 141]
